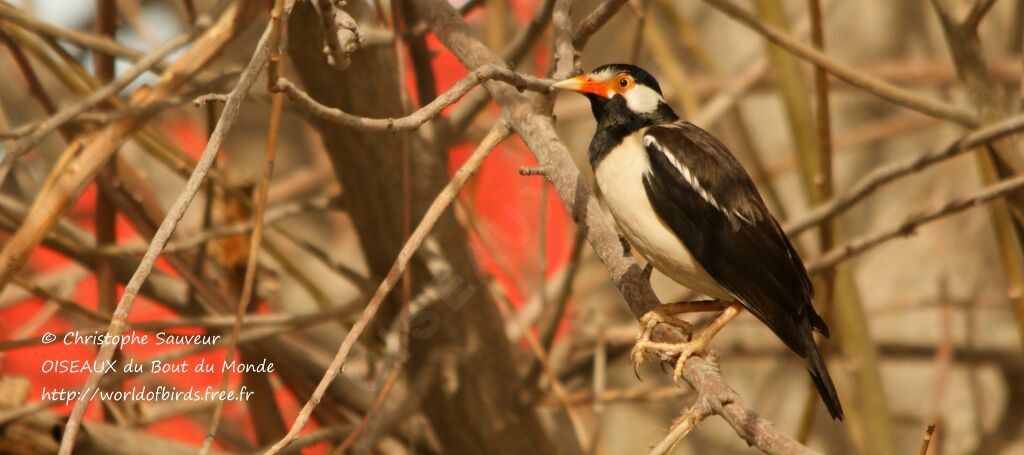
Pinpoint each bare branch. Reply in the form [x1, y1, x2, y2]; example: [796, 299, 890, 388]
[648, 398, 711, 455]
[553, 0, 578, 77]
[572, 0, 629, 50]
[965, 0, 998, 30]
[808, 170, 1024, 273]
[277, 65, 552, 130]
[56, 15, 275, 454]
[264, 122, 511, 454]
[702, 0, 977, 126]
[786, 112, 1024, 235]
[0, 2, 156, 68]
[201, 1, 289, 449]
[671, 353, 821, 455]
[4, 30, 194, 161]
[411, 1, 822, 453]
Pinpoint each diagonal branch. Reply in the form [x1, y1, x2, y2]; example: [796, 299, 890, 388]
[264, 122, 511, 454]
[702, 0, 977, 126]
[410, 0, 821, 453]
[4, 28, 195, 160]
[0, 2, 155, 67]
[276, 66, 552, 131]
[808, 170, 1024, 273]
[0, 0, 262, 295]
[786, 112, 1024, 235]
[56, 15, 274, 454]
[572, 0, 629, 49]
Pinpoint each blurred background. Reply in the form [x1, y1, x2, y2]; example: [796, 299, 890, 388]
[0, 0, 1022, 453]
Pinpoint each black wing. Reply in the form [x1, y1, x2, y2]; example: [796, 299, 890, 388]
[641, 122, 827, 354]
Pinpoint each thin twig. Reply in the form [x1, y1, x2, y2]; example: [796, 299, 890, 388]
[200, 2, 288, 450]
[277, 66, 553, 131]
[808, 171, 1024, 273]
[702, 0, 977, 126]
[56, 18, 275, 454]
[786, 113, 1024, 236]
[920, 423, 938, 455]
[5, 30, 196, 158]
[263, 122, 511, 454]
[572, 0, 629, 49]
[648, 398, 711, 455]
[0, 2, 155, 67]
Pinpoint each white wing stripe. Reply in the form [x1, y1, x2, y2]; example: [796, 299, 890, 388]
[644, 135, 722, 211]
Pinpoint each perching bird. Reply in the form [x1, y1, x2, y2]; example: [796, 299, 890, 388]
[552, 64, 844, 420]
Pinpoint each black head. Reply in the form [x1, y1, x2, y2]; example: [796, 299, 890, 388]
[553, 64, 679, 167]
[552, 64, 677, 127]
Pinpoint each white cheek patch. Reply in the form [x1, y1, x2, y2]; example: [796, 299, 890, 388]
[623, 85, 664, 113]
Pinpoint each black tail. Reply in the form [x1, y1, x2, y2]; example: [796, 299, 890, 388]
[802, 328, 844, 420]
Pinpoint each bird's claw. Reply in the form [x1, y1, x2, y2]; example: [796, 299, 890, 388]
[631, 309, 694, 382]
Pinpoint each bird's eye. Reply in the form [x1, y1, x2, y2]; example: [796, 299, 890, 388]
[618, 77, 630, 88]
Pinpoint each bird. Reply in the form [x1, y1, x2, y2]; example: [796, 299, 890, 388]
[552, 63, 844, 420]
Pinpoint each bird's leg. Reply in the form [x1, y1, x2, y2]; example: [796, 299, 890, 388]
[632, 306, 694, 379]
[631, 300, 724, 377]
[631, 301, 743, 384]
[670, 304, 742, 383]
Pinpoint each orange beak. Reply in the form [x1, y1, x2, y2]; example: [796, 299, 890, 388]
[551, 75, 611, 98]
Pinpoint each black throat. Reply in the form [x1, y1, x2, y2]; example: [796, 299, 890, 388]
[586, 94, 679, 169]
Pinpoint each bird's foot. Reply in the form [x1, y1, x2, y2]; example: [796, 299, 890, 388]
[631, 302, 743, 384]
[631, 308, 694, 380]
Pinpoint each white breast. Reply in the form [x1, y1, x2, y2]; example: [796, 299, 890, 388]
[594, 131, 731, 300]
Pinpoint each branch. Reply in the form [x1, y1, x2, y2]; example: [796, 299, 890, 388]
[0, 2, 157, 68]
[553, 0, 578, 77]
[572, 0, 629, 49]
[0, 0, 262, 294]
[264, 122, 511, 454]
[786, 112, 1024, 235]
[3, 29, 195, 161]
[807, 170, 1024, 273]
[56, 13, 274, 453]
[649, 398, 711, 454]
[276, 65, 553, 131]
[702, 0, 977, 126]
[412, 0, 819, 452]
[965, 0, 998, 30]
[201, 0, 288, 449]
[670, 353, 821, 455]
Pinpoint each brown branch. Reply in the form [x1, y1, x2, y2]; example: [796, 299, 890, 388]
[668, 353, 821, 455]
[56, 14, 274, 454]
[552, 0, 578, 77]
[412, 0, 820, 453]
[98, 195, 336, 256]
[201, 1, 288, 449]
[808, 171, 1024, 273]
[572, 0, 629, 49]
[0, 0, 262, 295]
[785, 113, 1024, 235]
[702, 0, 978, 126]
[276, 66, 553, 131]
[920, 423, 938, 455]
[264, 122, 511, 454]
[648, 398, 711, 454]
[0, 2, 156, 68]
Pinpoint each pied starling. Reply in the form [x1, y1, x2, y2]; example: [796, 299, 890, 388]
[552, 64, 844, 420]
